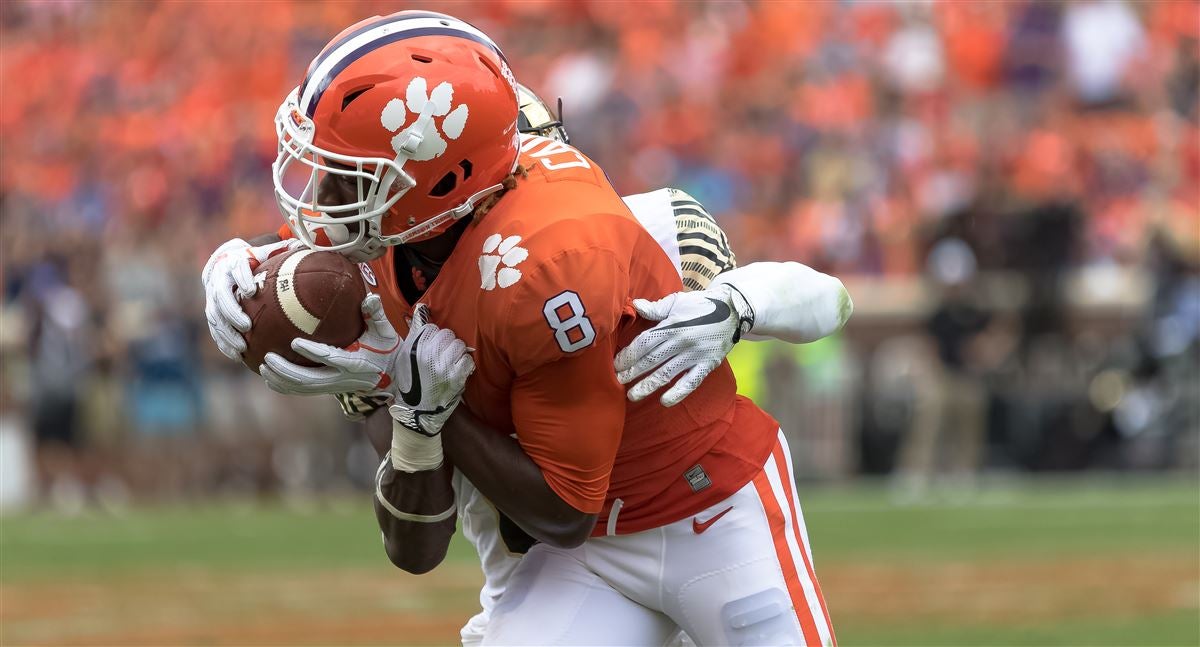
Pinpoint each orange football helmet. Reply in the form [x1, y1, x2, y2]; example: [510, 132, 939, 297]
[273, 10, 520, 259]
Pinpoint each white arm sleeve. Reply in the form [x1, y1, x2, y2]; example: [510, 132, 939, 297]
[710, 262, 852, 344]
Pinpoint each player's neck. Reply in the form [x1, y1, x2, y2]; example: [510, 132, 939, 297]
[404, 216, 473, 265]
[393, 216, 474, 303]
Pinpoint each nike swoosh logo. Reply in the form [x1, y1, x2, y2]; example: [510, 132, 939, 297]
[692, 506, 733, 534]
[399, 330, 425, 407]
[658, 297, 731, 332]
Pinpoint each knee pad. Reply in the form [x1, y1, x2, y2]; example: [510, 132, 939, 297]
[720, 588, 803, 646]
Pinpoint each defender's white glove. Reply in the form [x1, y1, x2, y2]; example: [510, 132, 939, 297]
[386, 304, 475, 472]
[615, 262, 853, 407]
[202, 237, 302, 361]
[615, 284, 753, 407]
[259, 294, 399, 396]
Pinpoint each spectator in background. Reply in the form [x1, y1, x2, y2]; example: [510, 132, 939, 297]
[1063, 0, 1146, 107]
[1, 0, 1196, 500]
[24, 260, 92, 511]
[895, 238, 999, 497]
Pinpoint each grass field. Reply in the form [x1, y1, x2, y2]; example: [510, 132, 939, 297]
[2, 475, 1197, 646]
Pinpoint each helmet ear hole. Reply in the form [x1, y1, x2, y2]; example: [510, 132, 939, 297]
[429, 160, 473, 198]
[341, 85, 374, 112]
[429, 171, 457, 197]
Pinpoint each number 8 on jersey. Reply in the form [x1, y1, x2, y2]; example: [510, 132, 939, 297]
[543, 291, 596, 353]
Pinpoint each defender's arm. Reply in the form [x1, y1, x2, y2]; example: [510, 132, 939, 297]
[710, 261, 852, 344]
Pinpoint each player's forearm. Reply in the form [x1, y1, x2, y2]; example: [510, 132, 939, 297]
[712, 261, 852, 343]
[365, 408, 456, 574]
[442, 407, 596, 549]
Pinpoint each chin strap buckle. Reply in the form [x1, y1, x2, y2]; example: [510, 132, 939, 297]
[395, 130, 424, 157]
[395, 102, 436, 158]
[453, 183, 505, 219]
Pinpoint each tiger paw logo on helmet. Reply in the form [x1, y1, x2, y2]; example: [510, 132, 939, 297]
[479, 234, 527, 290]
[380, 77, 469, 162]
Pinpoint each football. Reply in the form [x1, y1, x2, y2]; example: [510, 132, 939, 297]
[239, 248, 367, 373]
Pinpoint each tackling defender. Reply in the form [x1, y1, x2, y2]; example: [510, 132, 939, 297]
[203, 11, 846, 645]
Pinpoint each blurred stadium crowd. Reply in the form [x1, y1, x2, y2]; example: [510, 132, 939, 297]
[1, 1, 1196, 510]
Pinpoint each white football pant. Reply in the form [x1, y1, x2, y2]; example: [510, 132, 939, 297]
[483, 430, 836, 646]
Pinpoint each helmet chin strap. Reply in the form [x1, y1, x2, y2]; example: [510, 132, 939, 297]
[377, 181, 505, 247]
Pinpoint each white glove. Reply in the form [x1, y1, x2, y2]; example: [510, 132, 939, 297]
[386, 304, 475, 472]
[614, 284, 753, 407]
[259, 293, 400, 396]
[201, 237, 303, 361]
[616, 262, 853, 407]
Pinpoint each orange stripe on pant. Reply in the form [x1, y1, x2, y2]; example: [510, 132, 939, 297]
[772, 442, 836, 646]
[752, 460, 822, 646]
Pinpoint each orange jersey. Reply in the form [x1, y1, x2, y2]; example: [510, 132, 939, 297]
[365, 135, 778, 535]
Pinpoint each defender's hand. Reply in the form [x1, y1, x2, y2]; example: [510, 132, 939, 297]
[260, 294, 401, 396]
[201, 237, 301, 361]
[614, 284, 753, 407]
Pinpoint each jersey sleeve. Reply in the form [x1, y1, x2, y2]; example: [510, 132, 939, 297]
[509, 340, 625, 513]
[667, 188, 737, 290]
[332, 391, 389, 421]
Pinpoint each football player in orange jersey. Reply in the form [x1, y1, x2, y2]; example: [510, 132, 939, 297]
[205, 82, 849, 646]
[202, 11, 842, 646]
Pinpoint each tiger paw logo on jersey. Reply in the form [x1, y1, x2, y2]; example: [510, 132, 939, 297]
[479, 233, 527, 290]
[380, 77, 468, 162]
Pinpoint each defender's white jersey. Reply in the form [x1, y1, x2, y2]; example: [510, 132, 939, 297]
[455, 187, 731, 646]
[623, 187, 737, 291]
